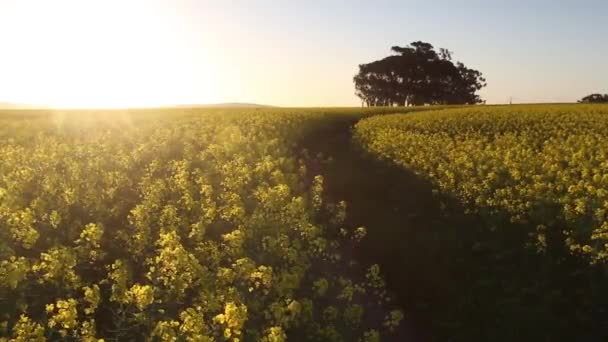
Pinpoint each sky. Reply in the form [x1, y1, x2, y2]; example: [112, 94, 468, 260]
[0, 0, 606, 107]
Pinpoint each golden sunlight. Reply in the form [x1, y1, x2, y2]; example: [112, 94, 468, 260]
[0, 0, 222, 108]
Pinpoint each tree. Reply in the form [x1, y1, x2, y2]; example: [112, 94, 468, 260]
[579, 93, 608, 103]
[354, 41, 486, 107]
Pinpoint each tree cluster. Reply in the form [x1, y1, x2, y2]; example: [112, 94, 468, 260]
[354, 41, 486, 107]
[579, 93, 608, 103]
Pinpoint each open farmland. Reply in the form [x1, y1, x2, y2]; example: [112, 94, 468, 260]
[0, 107, 412, 341]
[355, 104, 608, 262]
[1, 105, 608, 341]
[351, 104, 608, 340]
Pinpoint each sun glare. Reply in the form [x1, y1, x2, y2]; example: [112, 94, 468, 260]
[0, 0, 221, 108]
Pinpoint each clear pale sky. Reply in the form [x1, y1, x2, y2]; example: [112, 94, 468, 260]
[0, 0, 606, 107]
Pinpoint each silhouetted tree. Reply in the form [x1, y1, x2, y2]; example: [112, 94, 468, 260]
[354, 41, 486, 106]
[579, 93, 608, 103]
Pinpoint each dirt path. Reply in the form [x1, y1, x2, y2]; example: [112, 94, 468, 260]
[300, 115, 468, 341]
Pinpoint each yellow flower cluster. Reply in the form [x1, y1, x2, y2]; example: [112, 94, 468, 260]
[75, 223, 105, 263]
[82, 285, 100, 315]
[4, 315, 45, 342]
[46, 298, 78, 336]
[213, 302, 248, 341]
[126, 284, 155, 311]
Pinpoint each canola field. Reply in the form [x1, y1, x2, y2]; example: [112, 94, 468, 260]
[355, 104, 608, 263]
[0, 108, 406, 341]
[2, 104, 608, 341]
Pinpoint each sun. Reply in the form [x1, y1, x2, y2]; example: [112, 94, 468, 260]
[0, 0, 222, 108]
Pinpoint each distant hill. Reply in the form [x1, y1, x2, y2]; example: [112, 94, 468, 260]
[0, 102, 274, 110]
[0, 102, 44, 109]
[173, 103, 274, 108]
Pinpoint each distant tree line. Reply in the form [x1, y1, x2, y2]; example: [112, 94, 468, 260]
[354, 41, 486, 107]
[579, 93, 608, 103]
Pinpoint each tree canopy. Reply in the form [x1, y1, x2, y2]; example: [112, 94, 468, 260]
[354, 41, 486, 107]
[579, 93, 608, 103]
